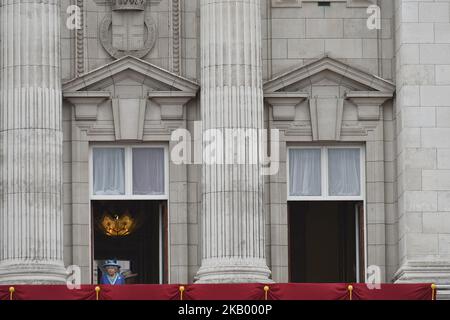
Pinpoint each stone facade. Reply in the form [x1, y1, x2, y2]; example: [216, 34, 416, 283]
[0, 0, 449, 285]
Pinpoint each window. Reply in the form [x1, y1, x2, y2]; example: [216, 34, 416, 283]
[93, 148, 125, 195]
[91, 145, 168, 200]
[328, 148, 361, 197]
[289, 149, 322, 197]
[132, 148, 165, 196]
[288, 146, 364, 201]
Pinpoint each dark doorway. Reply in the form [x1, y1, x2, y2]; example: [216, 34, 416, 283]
[92, 200, 167, 284]
[289, 201, 363, 283]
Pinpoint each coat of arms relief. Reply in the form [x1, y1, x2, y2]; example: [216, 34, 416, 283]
[100, 0, 157, 59]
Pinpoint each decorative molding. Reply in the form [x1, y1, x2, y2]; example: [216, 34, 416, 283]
[112, 0, 146, 11]
[271, 0, 374, 7]
[309, 97, 344, 141]
[263, 57, 394, 142]
[171, 0, 181, 74]
[99, 14, 157, 59]
[149, 92, 196, 120]
[62, 55, 200, 93]
[76, 0, 85, 75]
[281, 122, 313, 137]
[346, 91, 393, 121]
[264, 55, 396, 93]
[347, 0, 376, 8]
[265, 93, 309, 121]
[87, 124, 117, 138]
[63, 56, 199, 142]
[143, 120, 185, 137]
[92, 0, 162, 6]
[64, 91, 111, 121]
[394, 261, 450, 285]
[112, 98, 147, 140]
[341, 122, 379, 137]
[271, 0, 301, 7]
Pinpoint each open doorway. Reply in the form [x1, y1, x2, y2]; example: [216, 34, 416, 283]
[92, 200, 168, 284]
[289, 201, 364, 283]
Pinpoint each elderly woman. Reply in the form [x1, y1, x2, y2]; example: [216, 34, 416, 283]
[100, 260, 125, 285]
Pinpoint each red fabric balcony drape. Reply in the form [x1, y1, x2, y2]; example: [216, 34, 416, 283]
[351, 283, 433, 300]
[267, 283, 349, 300]
[0, 283, 434, 301]
[183, 284, 266, 300]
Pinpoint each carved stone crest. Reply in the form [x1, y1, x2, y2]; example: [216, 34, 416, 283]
[100, 0, 157, 59]
[112, 0, 146, 11]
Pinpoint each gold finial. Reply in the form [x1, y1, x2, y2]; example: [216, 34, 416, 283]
[95, 286, 101, 301]
[264, 286, 270, 301]
[9, 287, 15, 301]
[179, 286, 186, 301]
[431, 284, 437, 300]
[348, 285, 354, 301]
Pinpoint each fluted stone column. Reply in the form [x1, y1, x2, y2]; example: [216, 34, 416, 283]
[0, 0, 67, 284]
[196, 0, 271, 283]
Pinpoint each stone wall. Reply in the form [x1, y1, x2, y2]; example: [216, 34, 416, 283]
[262, 0, 394, 81]
[56, 0, 450, 284]
[395, 0, 450, 283]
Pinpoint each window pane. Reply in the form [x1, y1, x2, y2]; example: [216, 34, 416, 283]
[133, 148, 165, 195]
[289, 149, 322, 197]
[328, 148, 361, 197]
[93, 148, 125, 195]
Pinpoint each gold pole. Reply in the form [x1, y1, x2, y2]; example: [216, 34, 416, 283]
[9, 287, 15, 301]
[348, 285, 354, 301]
[95, 286, 101, 301]
[264, 286, 270, 301]
[179, 286, 185, 301]
[431, 284, 437, 301]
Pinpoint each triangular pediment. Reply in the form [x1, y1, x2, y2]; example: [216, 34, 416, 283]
[63, 55, 199, 93]
[264, 54, 395, 93]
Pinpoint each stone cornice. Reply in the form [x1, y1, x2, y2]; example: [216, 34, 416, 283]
[62, 55, 200, 93]
[263, 54, 395, 93]
[271, 0, 375, 8]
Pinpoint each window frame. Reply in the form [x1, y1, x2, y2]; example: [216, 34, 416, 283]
[287, 145, 365, 201]
[90, 144, 169, 200]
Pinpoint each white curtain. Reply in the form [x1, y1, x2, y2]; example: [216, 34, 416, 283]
[328, 148, 361, 196]
[93, 148, 125, 195]
[133, 148, 165, 195]
[289, 149, 321, 196]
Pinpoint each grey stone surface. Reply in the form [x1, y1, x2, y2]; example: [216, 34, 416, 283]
[395, 0, 450, 284]
[0, 0, 449, 286]
[195, 0, 271, 283]
[0, 0, 67, 284]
